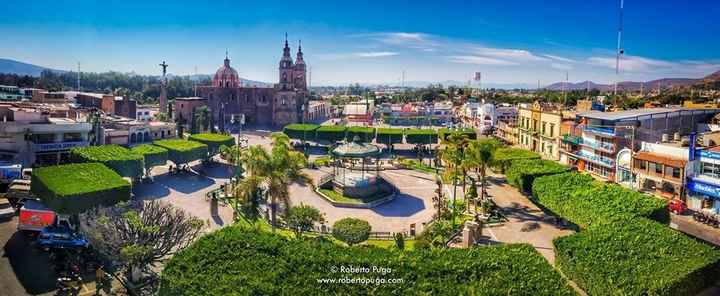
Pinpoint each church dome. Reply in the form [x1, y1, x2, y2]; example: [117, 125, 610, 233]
[213, 57, 240, 88]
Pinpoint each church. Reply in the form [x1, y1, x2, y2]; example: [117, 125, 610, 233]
[196, 36, 308, 127]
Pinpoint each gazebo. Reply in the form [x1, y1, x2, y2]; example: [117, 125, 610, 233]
[330, 136, 382, 197]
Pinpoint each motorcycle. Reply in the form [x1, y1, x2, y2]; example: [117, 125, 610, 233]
[55, 267, 82, 296]
[693, 212, 708, 223]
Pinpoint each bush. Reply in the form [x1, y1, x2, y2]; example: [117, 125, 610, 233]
[439, 128, 476, 142]
[555, 218, 720, 296]
[345, 126, 375, 143]
[312, 156, 333, 167]
[405, 129, 438, 144]
[131, 144, 169, 170]
[31, 163, 131, 215]
[283, 123, 319, 140]
[315, 126, 347, 143]
[159, 227, 576, 296]
[532, 172, 668, 228]
[332, 218, 371, 246]
[506, 159, 568, 193]
[492, 148, 540, 173]
[376, 128, 403, 146]
[188, 133, 234, 156]
[153, 139, 208, 165]
[70, 145, 144, 178]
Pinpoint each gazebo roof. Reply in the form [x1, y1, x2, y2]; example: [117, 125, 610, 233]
[332, 136, 380, 158]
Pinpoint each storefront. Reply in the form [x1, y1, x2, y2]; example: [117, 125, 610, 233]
[686, 178, 720, 214]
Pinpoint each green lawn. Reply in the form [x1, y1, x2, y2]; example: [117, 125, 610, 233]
[318, 188, 388, 204]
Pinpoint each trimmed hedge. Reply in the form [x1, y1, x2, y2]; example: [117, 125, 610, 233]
[439, 128, 477, 142]
[376, 128, 404, 146]
[70, 145, 144, 178]
[405, 128, 438, 144]
[188, 133, 234, 155]
[283, 123, 320, 140]
[506, 159, 568, 193]
[492, 148, 540, 173]
[153, 139, 208, 165]
[555, 218, 720, 296]
[345, 126, 375, 143]
[131, 144, 169, 170]
[315, 126, 347, 143]
[532, 172, 669, 228]
[31, 163, 131, 215]
[159, 227, 575, 296]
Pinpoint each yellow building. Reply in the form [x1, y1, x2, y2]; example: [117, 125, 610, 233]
[517, 102, 568, 160]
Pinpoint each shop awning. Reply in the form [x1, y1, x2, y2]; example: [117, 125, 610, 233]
[633, 151, 687, 168]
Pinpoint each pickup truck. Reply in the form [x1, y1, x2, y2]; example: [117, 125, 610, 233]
[5, 179, 33, 207]
[18, 199, 56, 232]
[37, 226, 89, 251]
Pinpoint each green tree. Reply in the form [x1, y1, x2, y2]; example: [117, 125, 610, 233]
[286, 204, 325, 238]
[394, 232, 405, 250]
[236, 133, 309, 232]
[332, 218, 371, 246]
[463, 139, 500, 213]
[440, 132, 468, 225]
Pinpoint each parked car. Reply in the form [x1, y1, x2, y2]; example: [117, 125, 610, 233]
[668, 199, 687, 215]
[37, 226, 89, 251]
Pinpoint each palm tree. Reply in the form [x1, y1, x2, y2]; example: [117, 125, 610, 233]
[440, 132, 468, 226]
[463, 139, 499, 213]
[234, 133, 309, 232]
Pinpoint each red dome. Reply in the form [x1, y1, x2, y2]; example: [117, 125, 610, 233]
[213, 58, 240, 88]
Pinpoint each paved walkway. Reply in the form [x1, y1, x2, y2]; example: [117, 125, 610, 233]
[464, 172, 575, 263]
[289, 169, 437, 234]
[670, 213, 720, 246]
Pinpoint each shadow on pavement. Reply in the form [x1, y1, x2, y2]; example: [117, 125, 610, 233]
[3, 231, 56, 294]
[152, 172, 216, 194]
[133, 180, 171, 201]
[371, 194, 425, 217]
[196, 162, 235, 179]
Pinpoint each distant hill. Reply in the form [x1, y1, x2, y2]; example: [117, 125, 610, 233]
[545, 73, 715, 92]
[0, 58, 271, 87]
[0, 58, 65, 76]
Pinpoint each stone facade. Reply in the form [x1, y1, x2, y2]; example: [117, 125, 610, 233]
[196, 37, 308, 127]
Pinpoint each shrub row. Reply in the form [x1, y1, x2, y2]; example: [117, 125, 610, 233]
[31, 163, 131, 215]
[404, 129, 438, 144]
[153, 139, 209, 165]
[188, 133, 234, 155]
[531, 172, 668, 228]
[282, 123, 320, 140]
[283, 124, 479, 146]
[506, 159, 568, 193]
[491, 148, 540, 173]
[159, 227, 576, 296]
[130, 144, 169, 170]
[554, 218, 720, 296]
[70, 145, 144, 178]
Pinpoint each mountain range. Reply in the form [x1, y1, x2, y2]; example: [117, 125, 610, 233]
[544, 71, 720, 91]
[0, 58, 270, 87]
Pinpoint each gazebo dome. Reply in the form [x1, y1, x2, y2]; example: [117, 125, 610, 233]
[332, 136, 380, 158]
[213, 57, 240, 88]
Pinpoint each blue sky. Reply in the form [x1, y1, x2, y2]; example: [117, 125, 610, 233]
[2, 0, 719, 86]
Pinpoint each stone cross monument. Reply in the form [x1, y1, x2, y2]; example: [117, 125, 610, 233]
[159, 61, 169, 114]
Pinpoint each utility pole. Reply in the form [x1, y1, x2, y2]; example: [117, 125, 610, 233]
[77, 62, 81, 92]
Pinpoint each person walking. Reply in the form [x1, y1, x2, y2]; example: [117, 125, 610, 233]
[95, 265, 105, 295]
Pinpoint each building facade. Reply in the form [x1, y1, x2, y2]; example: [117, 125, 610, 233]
[632, 142, 689, 200]
[518, 102, 565, 160]
[196, 37, 308, 127]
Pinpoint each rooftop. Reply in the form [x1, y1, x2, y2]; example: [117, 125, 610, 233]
[579, 107, 720, 121]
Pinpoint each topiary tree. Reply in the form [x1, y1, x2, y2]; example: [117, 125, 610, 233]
[332, 218, 371, 246]
[285, 204, 325, 239]
[70, 145, 144, 179]
[188, 133, 234, 157]
[130, 144, 168, 177]
[31, 163, 131, 215]
[153, 139, 209, 167]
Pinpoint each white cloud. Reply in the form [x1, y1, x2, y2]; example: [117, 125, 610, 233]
[542, 54, 575, 63]
[587, 55, 676, 72]
[316, 51, 399, 60]
[471, 47, 549, 62]
[355, 32, 439, 52]
[551, 63, 573, 70]
[448, 55, 518, 65]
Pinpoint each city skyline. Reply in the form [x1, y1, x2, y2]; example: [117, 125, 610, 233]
[1, 0, 719, 86]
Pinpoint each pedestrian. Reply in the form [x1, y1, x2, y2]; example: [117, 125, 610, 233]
[95, 265, 104, 295]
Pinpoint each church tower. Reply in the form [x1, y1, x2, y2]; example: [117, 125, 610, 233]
[279, 34, 294, 91]
[293, 40, 307, 91]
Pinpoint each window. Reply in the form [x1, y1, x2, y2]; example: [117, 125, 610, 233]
[63, 133, 82, 142]
[549, 124, 555, 137]
[639, 160, 647, 170]
[542, 122, 546, 134]
[654, 162, 663, 174]
[672, 167, 681, 178]
[701, 162, 720, 178]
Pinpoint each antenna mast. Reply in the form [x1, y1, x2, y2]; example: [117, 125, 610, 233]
[614, 0, 624, 97]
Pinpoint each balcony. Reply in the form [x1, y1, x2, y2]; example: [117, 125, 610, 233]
[576, 150, 615, 167]
[562, 134, 581, 145]
[579, 139, 615, 153]
[582, 126, 615, 137]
